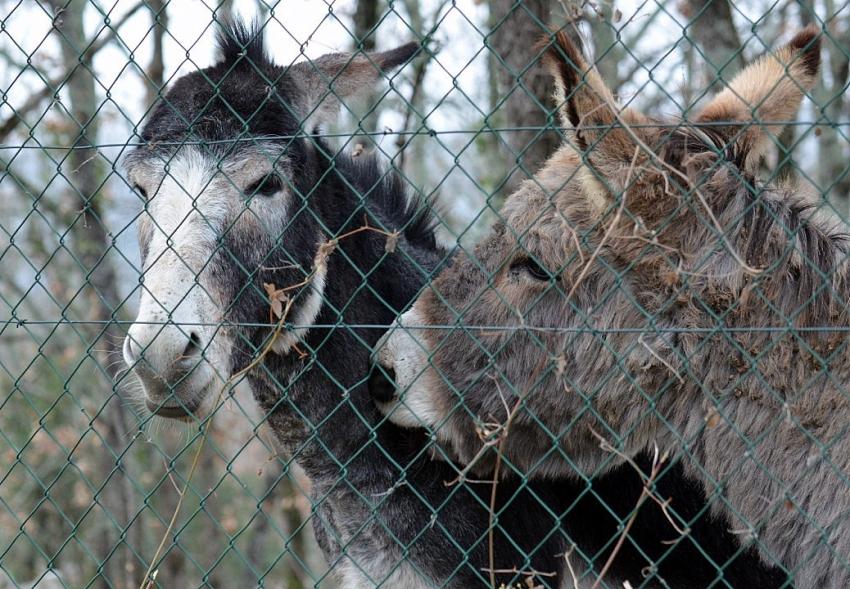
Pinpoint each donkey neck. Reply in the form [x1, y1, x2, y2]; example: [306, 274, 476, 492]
[310, 146, 443, 315]
[250, 150, 443, 480]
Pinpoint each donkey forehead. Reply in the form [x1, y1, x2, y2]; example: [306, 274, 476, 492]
[125, 140, 290, 185]
[140, 64, 301, 144]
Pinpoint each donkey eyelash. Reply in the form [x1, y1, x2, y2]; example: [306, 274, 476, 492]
[509, 258, 559, 282]
[245, 173, 283, 198]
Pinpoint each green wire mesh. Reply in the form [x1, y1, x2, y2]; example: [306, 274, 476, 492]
[1, 0, 849, 588]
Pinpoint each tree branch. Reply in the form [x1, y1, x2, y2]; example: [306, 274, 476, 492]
[0, 0, 146, 143]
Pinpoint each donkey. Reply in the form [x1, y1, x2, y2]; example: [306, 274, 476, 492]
[122, 21, 788, 588]
[373, 25, 850, 587]
[120, 21, 580, 588]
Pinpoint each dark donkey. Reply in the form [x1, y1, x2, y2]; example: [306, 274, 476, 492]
[122, 22, 784, 588]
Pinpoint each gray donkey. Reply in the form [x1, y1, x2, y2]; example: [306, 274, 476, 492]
[123, 20, 789, 589]
[374, 26, 850, 587]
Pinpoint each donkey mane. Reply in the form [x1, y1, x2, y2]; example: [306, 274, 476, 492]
[335, 154, 439, 250]
[661, 122, 750, 170]
[723, 182, 850, 333]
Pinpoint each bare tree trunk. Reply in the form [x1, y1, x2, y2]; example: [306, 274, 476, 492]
[488, 0, 559, 198]
[51, 2, 139, 587]
[199, 446, 226, 588]
[146, 0, 167, 108]
[351, 0, 382, 153]
[247, 470, 310, 589]
[353, 0, 379, 52]
[681, 0, 744, 90]
[772, 2, 799, 183]
[395, 0, 437, 174]
[156, 468, 190, 587]
[246, 428, 329, 588]
[816, 4, 850, 211]
[395, 0, 444, 177]
[245, 470, 277, 577]
[587, 1, 621, 89]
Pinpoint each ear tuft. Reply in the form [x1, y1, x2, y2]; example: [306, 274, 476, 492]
[542, 32, 591, 127]
[216, 18, 270, 69]
[542, 31, 586, 89]
[787, 24, 821, 78]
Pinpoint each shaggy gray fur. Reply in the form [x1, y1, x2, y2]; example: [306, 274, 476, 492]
[377, 26, 850, 586]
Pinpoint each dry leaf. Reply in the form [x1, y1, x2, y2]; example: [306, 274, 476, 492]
[555, 354, 567, 377]
[705, 406, 721, 429]
[264, 282, 289, 319]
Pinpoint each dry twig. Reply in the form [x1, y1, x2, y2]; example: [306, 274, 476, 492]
[589, 440, 668, 589]
[564, 145, 641, 302]
[563, 545, 581, 589]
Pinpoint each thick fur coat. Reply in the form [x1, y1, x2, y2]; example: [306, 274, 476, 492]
[376, 26, 849, 587]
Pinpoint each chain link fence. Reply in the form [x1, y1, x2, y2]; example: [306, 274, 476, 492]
[1, 0, 849, 588]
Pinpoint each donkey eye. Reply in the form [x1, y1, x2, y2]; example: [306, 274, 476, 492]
[245, 173, 283, 198]
[509, 258, 558, 282]
[132, 183, 148, 199]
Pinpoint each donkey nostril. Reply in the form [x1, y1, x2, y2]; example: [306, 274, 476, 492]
[368, 365, 397, 404]
[181, 332, 203, 360]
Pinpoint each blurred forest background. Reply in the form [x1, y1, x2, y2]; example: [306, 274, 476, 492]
[0, 0, 848, 587]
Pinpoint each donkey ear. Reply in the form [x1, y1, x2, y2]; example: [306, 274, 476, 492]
[287, 43, 419, 132]
[543, 31, 616, 138]
[542, 31, 649, 162]
[696, 26, 821, 169]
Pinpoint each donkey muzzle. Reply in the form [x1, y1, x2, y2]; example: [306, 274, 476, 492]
[123, 323, 209, 418]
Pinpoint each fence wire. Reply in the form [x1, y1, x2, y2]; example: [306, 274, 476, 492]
[1, 1, 849, 588]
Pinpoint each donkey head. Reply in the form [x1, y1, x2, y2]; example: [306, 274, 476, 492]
[542, 26, 821, 229]
[372, 27, 822, 476]
[123, 22, 416, 419]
